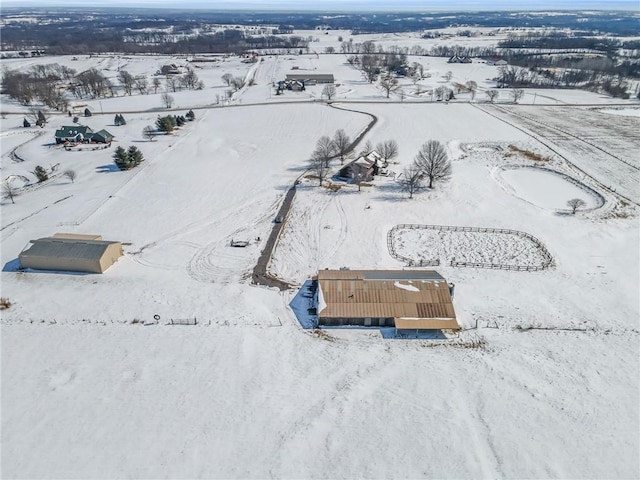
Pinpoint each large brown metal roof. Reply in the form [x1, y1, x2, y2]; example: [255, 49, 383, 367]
[317, 269, 459, 330]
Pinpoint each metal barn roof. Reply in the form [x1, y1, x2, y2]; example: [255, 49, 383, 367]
[22, 238, 118, 260]
[317, 269, 459, 330]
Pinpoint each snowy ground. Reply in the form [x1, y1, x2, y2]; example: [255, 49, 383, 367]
[1, 42, 639, 479]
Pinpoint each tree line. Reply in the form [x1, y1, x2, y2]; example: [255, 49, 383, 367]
[2, 63, 204, 109]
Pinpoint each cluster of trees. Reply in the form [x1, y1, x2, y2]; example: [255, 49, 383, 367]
[114, 114, 127, 126]
[496, 64, 637, 99]
[399, 141, 452, 198]
[2, 64, 73, 110]
[344, 42, 412, 83]
[309, 130, 401, 187]
[2, 63, 204, 108]
[144, 110, 195, 140]
[221, 73, 245, 92]
[113, 146, 145, 170]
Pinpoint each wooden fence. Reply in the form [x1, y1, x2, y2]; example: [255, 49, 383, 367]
[387, 224, 554, 272]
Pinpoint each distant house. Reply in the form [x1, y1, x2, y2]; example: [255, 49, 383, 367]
[18, 233, 124, 274]
[54, 126, 114, 144]
[314, 269, 459, 330]
[338, 150, 382, 183]
[448, 54, 472, 64]
[285, 73, 334, 85]
[159, 64, 181, 75]
[91, 129, 114, 144]
[55, 125, 94, 144]
[487, 58, 507, 66]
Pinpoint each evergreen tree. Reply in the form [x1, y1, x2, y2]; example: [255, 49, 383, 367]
[23, 118, 31, 127]
[84, 108, 92, 117]
[155, 115, 174, 133]
[127, 146, 144, 167]
[186, 109, 195, 121]
[113, 146, 130, 170]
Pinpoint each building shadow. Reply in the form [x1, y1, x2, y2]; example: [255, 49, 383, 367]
[289, 279, 317, 329]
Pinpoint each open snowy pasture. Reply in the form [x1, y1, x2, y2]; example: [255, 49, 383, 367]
[2, 323, 637, 479]
[489, 105, 640, 204]
[1, 103, 370, 324]
[389, 225, 552, 269]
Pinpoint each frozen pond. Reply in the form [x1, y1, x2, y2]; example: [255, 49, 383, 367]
[500, 167, 600, 210]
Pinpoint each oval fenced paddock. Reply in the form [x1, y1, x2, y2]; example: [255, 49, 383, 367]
[388, 224, 554, 271]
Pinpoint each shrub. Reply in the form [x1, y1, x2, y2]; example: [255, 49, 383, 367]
[32, 165, 49, 182]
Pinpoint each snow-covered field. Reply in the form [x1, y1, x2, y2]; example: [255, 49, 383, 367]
[1, 39, 639, 479]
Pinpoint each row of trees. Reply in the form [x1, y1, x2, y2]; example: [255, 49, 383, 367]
[2, 63, 204, 108]
[143, 110, 195, 140]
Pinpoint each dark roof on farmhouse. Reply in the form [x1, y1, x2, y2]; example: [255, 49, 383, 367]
[55, 125, 93, 138]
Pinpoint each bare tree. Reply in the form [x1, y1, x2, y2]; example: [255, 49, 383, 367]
[182, 68, 199, 90]
[414, 140, 452, 188]
[359, 140, 373, 157]
[62, 169, 76, 183]
[376, 139, 399, 166]
[466, 80, 477, 100]
[332, 129, 351, 164]
[134, 75, 148, 95]
[444, 70, 453, 81]
[118, 70, 135, 95]
[231, 77, 244, 92]
[567, 198, 586, 214]
[165, 76, 178, 92]
[322, 84, 337, 100]
[398, 165, 423, 199]
[313, 136, 336, 168]
[511, 88, 524, 104]
[434, 86, 448, 101]
[379, 74, 399, 98]
[221, 73, 233, 86]
[143, 125, 156, 141]
[161, 93, 174, 109]
[2, 181, 18, 204]
[310, 153, 329, 186]
[486, 89, 499, 103]
[152, 77, 162, 94]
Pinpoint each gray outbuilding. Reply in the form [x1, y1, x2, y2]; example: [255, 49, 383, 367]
[19, 234, 123, 273]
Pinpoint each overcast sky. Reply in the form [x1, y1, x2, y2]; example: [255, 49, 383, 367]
[4, 0, 638, 10]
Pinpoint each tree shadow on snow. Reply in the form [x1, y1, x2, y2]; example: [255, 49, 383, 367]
[96, 164, 120, 173]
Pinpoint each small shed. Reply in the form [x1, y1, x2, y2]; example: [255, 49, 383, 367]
[19, 234, 123, 273]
